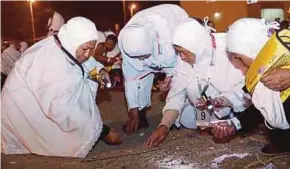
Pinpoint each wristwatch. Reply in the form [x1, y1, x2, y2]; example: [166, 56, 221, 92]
[230, 117, 242, 131]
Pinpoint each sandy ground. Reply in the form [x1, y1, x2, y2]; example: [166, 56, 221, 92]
[2, 90, 290, 169]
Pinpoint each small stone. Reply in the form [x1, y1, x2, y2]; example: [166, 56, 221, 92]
[264, 163, 276, 169]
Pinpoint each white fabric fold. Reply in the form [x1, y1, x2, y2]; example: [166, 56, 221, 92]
[227, 18, 271, 59]
[172, 19, 212, 62]
[120, 25, 152, 57]
[252, 82, 289, 129]
[47, 11, 65, 36]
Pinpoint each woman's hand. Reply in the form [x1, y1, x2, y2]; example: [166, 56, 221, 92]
[99, 69, 111, 86]
[261, 69, 290, 91]
[145, 125, 169, 148]
[211, 121, 236, 143]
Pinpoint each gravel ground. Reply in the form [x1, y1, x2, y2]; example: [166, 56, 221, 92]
[2, 90, 290, 169]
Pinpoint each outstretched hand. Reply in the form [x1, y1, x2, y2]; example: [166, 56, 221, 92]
[211, 121, 236, 143]
[145, 125, 169, 148]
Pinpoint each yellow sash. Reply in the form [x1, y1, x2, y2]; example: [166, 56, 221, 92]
[89, 68, 99, 81]
[245, 29, 290, 103]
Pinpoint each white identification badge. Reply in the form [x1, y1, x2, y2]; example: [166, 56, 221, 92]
[196, 109, 211, 128]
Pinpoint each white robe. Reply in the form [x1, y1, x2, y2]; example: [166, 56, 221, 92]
[1, 17, 103, 157]
[119, 4, 189, 110]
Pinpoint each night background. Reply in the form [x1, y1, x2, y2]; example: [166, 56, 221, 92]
[1, 1, 179, 41]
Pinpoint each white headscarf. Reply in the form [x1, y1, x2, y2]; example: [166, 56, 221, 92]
[172, 19, 212, 62]
[227, 18, 279, 59]
[47, 12, 65, 36]
[119, 24, 152, 57]
[57, 17, 98, 58]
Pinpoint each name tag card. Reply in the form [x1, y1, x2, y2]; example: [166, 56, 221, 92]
[196, 109, 211, 128]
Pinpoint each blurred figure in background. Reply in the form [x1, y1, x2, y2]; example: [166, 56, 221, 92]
[19, 41, 28, 54]
[94, 31, 122, 87]
[47, 11, 65, 36]
[1, 40, 21, 89]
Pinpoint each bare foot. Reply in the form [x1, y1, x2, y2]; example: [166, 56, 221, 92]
[103, 128, 123, 145]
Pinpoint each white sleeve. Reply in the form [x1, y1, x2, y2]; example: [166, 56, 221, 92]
[160, 43, 177, 76]
[82, 57, 104, 73]
[163, 76, 187, 114]
[218, 81, 252, 112]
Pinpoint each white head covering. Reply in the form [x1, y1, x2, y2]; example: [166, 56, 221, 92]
[19, 41, 28, 54]
[57, 17, 98, 58]
[104, 30, 116, 37]
[172, 19, 212, 62]
[119, 25, 152, 57]
[47, 12, 65, 36]
[227, 18, 279, 59]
